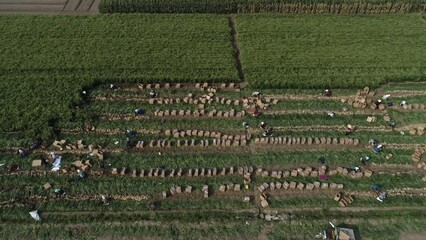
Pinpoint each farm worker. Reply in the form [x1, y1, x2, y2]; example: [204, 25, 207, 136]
[18, 148, 26, 158]
[101, 195, 110, 205]
[126, 129, 136, 138]
[319, 157, 326, 164]
[252, 91, 261, 97]
[77, 169, 87, 179]
[9, 164, 20, 172]
[82, 90, 87, 95]
[260, 122, 267, 129]
[370, 183, 381, 192]
[54, 188, 66, 196]
[252, 108, 260, 117]
[376, 191, 387, 202]
[85, 123, 94, 132]
[149, 90, 158, 98]
[374, 99, 382, 109]
[360, 156, 370, 165]
[134, 109, 144, 115]
[389, 122, 396, 129]
[242, 122, 249, 129]
[369, 139, 378, 145]
[386, 100, 393, 107]
[31, 140, 41, 149]
[350, 166, 360, 172]
[399, 100, 407, 107]
[327, 112, 335, 119]
[373, 144, 383, 153]
[50, 151, 56, 159]
[110, 84, 117, 90]
[344, 124, 354, 135]
[324, 89, 332, 97]
[263, 127, 272, 137]
[126, 137, 131, 149]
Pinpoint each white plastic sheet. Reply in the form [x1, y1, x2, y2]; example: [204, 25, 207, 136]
[29, 210, 41, 221]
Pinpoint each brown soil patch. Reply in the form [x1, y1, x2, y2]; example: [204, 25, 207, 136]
[400, 233, 426, 240]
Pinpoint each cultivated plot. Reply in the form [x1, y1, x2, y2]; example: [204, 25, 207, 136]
[237, 14, 426, 88]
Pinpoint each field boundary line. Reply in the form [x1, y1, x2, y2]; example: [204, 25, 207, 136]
[229, 15, 245, 82]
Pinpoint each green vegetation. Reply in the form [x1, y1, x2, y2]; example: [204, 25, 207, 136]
[0, 14, 236, 138]
[1, 10, 426, 240]
[238, 14, 426, 88]
[100, 0, 426, 13]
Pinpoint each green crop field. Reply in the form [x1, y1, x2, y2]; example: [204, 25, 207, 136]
[0, 14, 237, 138]
[0, 14, 236, 82]
[100, 0, 426, 13]
[238, 14, 426, 88]
[1, 11, 426, 240]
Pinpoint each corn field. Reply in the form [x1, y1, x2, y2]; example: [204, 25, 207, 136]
[99, 0, 426, 13]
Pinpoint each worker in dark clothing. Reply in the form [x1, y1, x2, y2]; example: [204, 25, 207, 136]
[30, 139, 41, 150]
[360, 156, 370, 165]
[54, 188, 66, 196]
[319, 157, 326, 164]
[373, 144, 383, 153]
[252, 91, 261, 98]
[324, 89, 332, 97]
[18, 148, 26, 158]
[126, 129, 136, 138]
[101, 195, 110, 205]
[344, 125, 354, 135]
[134, 109, 144, 115]
[263, 127, 272, 137]
[369, 139, 378, 145]
[253, 108, 260, 117]
[374, 99, 382, 109]
[126, 137, 131, 149]
[371, 184, 381, 192]
[77, 169, 88, 180]
[260, 122, 267, 130]
[110, 84, 118, 90]
[149, 90, 158, 98]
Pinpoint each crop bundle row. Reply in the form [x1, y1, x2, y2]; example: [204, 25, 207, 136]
[99, 0, 426, 13]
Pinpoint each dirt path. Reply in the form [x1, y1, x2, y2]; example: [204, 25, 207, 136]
[376, 82, 426, 98]
[0, 0, 99, 14]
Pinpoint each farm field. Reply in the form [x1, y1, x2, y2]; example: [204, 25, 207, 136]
[0, 14, 237, 138]
[1, 12, 426, 239]
[99, 0, 426, 13]
[1, 81, 426, 239]
[237, 14, 426, 88]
